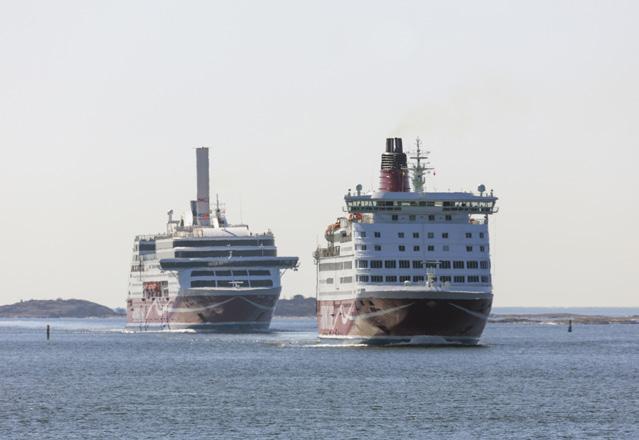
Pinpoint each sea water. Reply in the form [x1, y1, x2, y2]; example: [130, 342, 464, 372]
[0, 317, 637, 439]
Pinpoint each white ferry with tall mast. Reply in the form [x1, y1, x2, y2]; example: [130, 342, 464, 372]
[314, 138, 498, 344]
[127, 148, 298, 331]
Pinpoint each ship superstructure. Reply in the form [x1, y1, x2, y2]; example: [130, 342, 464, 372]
[127, 148, 298, 331]
[315, 138, 498, 344]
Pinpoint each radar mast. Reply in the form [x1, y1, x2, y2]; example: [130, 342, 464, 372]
[410, 137, 434, 192]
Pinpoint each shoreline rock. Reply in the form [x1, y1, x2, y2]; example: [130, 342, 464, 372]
[0, 299, 123, 318]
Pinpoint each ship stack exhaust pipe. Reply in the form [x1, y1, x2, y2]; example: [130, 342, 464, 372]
[195, 147, 210, 226]
[379, 137, 409, 192]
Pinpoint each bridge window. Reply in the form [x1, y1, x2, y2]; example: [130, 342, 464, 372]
[249, 270, 270, 276]
[251, 279, 273, 287]
[191, 280, 216, 288]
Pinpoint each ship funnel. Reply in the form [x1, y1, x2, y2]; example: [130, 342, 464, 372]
[379, 137, 409, 192]
[195, 147, 211, 226]
[190, 200, 197, 226]
[385, 138, 394, 153]
[394, 137, 403, 153]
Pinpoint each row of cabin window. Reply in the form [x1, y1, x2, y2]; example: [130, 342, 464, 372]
[173, 239, 274, 248]
[359, 231, 485, 239]
[392, 214, 452, 221]
[317, 261, 354, 272]
[356, 259, 490, 269]
[192, 270, 271, 277]
[320, 277, 354, 284]
[355, 244, 487, 252]
[191, 279, 274, 288]
[354, 275, 489, 283]
[322, 275, 489, 284]
[175, 249, 276, 258]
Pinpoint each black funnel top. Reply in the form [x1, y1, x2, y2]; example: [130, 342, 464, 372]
[385, 138, 394, 153]
[394, 137, 403, 153]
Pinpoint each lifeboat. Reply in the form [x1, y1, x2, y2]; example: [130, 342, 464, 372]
[348, 212, 363, 222]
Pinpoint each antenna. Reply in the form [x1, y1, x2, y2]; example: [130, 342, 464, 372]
[409, 137, 434, 193]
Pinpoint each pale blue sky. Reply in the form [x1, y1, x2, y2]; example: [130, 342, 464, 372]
[1, 1, 637, 307]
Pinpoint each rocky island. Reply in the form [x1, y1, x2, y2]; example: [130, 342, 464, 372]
[274, 295, 316, 317]
[0, 299, 123, 318]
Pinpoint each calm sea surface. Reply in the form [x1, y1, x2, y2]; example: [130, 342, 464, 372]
[1, 317, 638, 439]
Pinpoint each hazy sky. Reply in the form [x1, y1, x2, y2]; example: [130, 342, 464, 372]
[1, 1, 637, 307]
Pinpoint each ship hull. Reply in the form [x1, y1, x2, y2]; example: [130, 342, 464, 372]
[126, 289, 280, 332]
[317, 292, 492, 345]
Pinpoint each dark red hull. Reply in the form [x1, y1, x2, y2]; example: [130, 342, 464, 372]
[126, 292, 279, 331]
[317, 294, 493, 344]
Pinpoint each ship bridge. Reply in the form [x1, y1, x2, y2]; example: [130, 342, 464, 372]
[344, 191, 498, 215]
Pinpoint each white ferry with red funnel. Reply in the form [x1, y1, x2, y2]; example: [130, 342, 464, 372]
[127, 148, 298, 331]
[314, 138, 498, 344]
